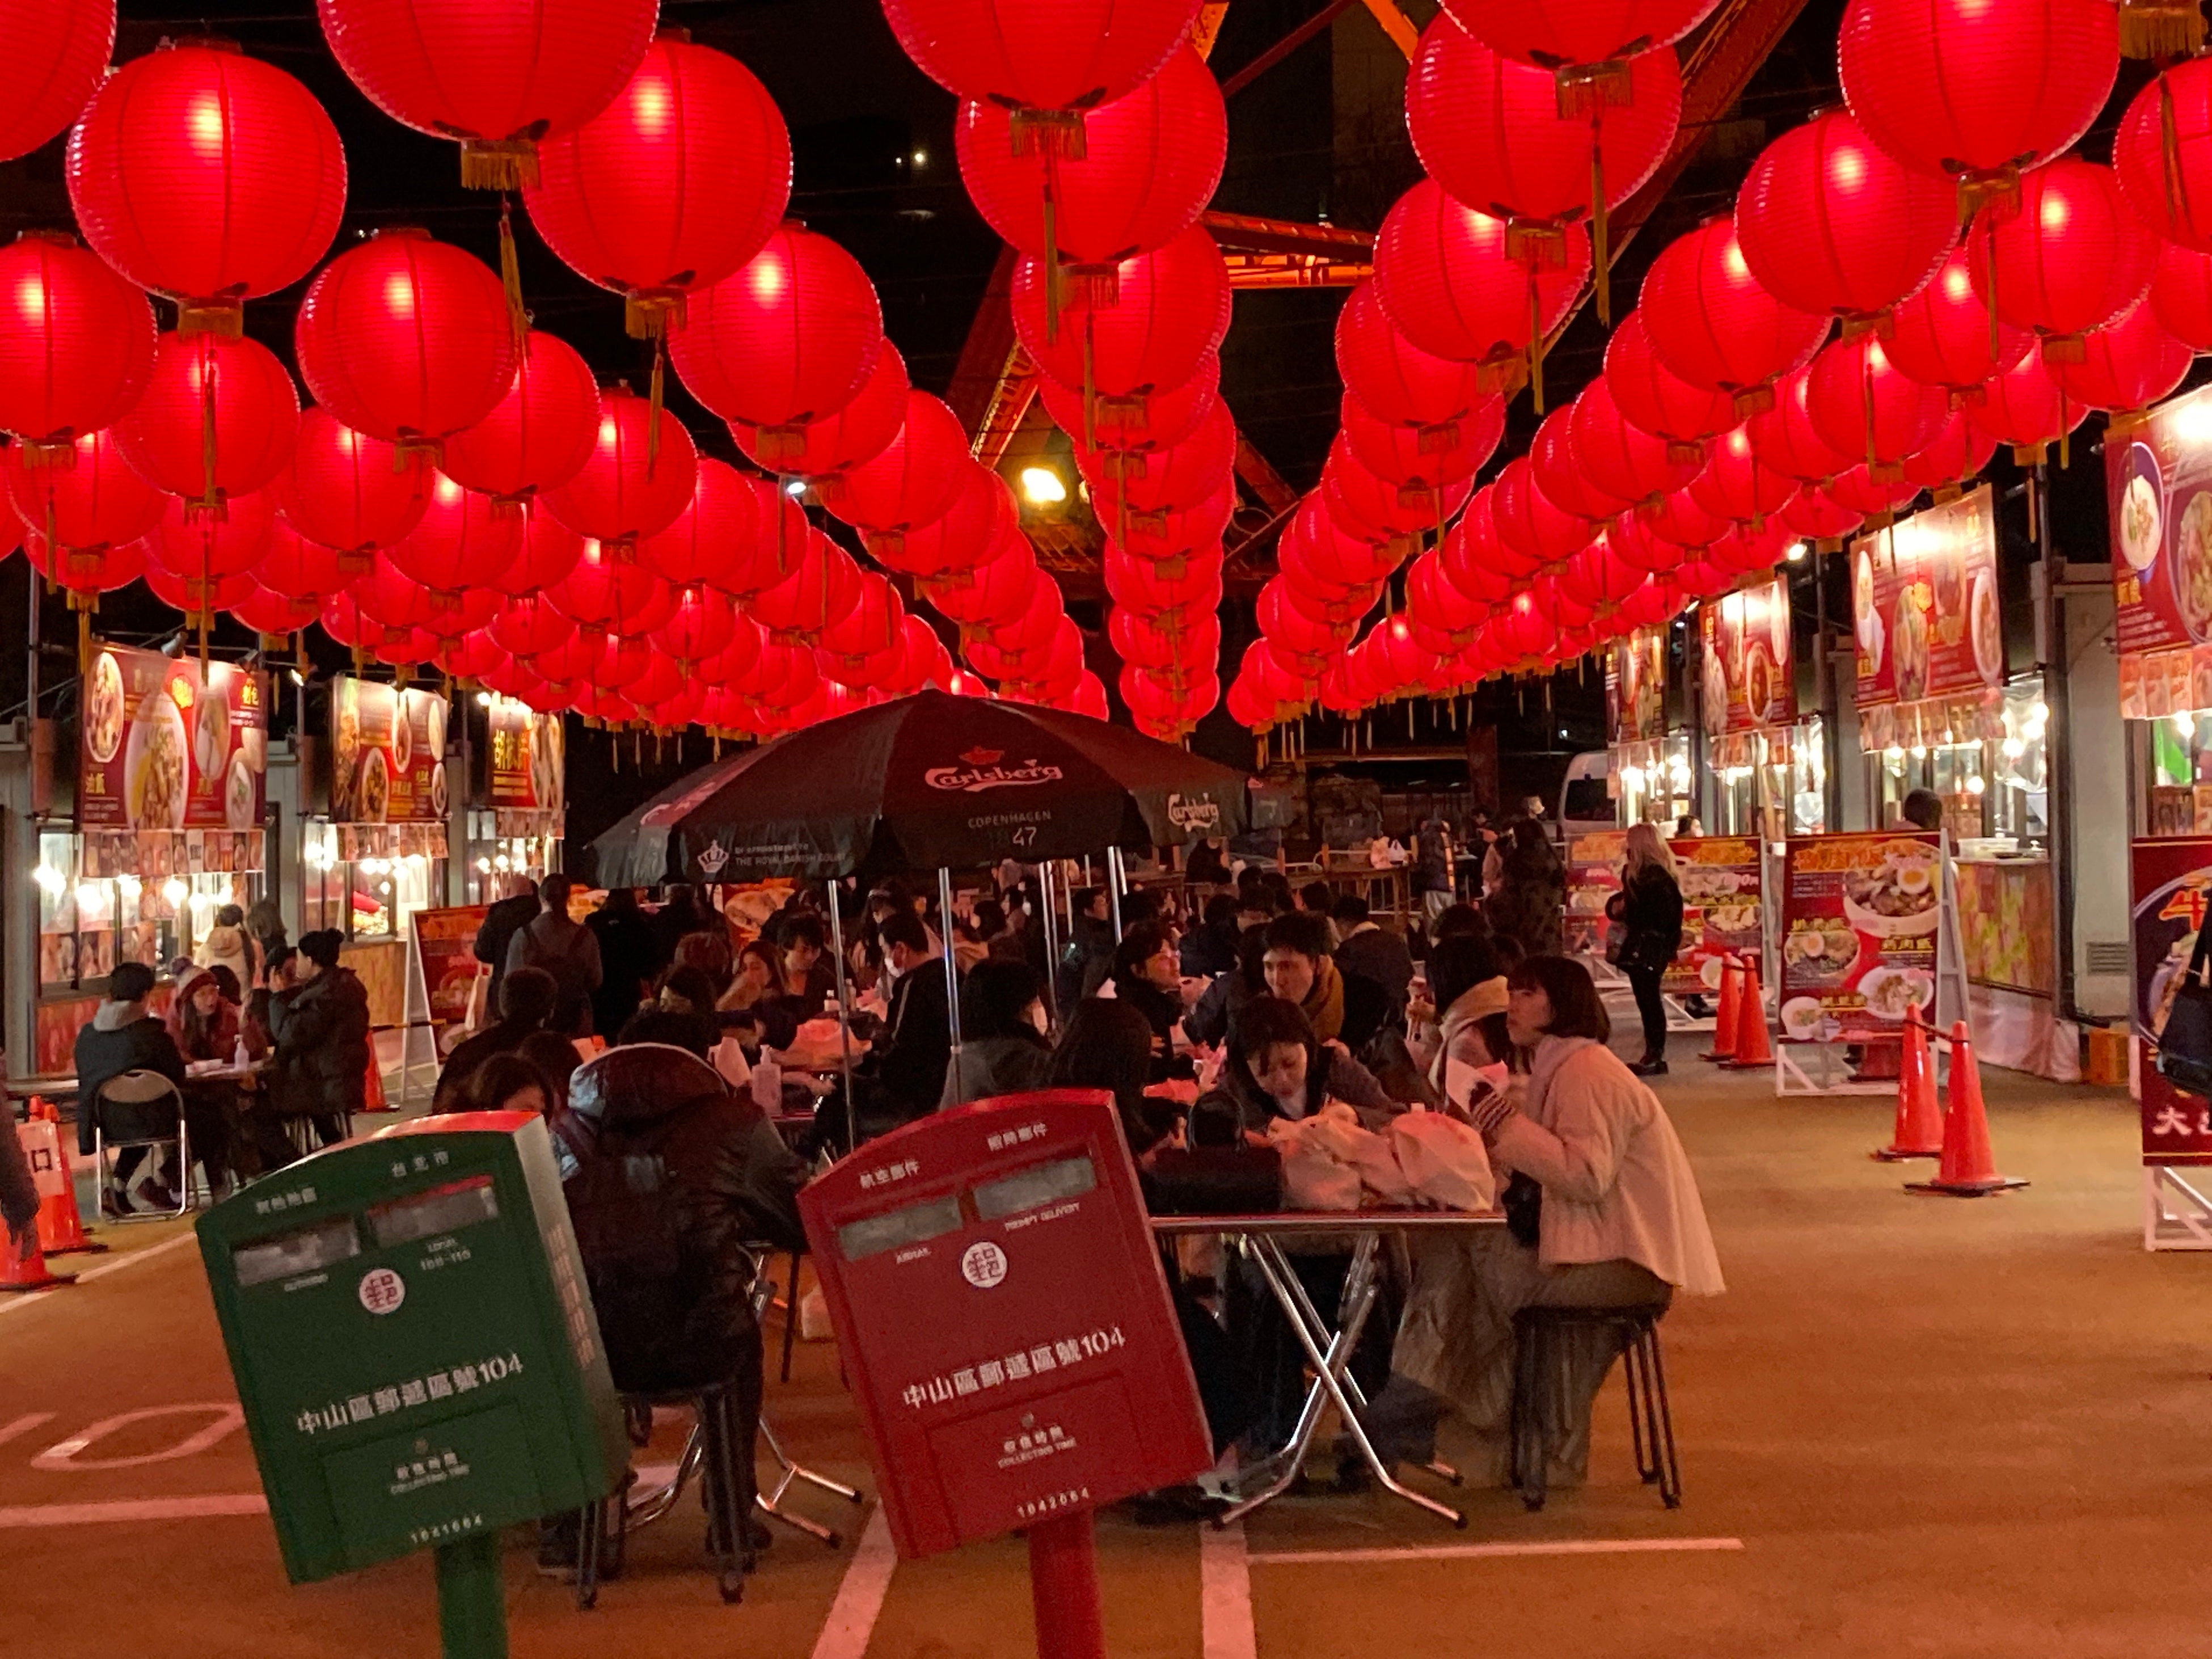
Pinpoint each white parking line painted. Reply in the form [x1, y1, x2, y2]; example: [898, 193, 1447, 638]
[0, 1413, 56, 1447]
[1246, 1537, 1745, 1566]
[0, 1494, 268, 1528]
[1200, 1520, 1257, 1659]
[808, 1508, 896, 1659]
[0, 1231, 197, 1320]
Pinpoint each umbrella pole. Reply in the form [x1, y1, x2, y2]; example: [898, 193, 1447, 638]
[826, 879, 857, 1155]
[1107, 847, 1126, 943]
[938, 866, 964, 1072]
[1037, 860, 1061, 1033]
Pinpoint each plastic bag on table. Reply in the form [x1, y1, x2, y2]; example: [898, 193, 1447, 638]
[1389, 1109, 1496, 1211]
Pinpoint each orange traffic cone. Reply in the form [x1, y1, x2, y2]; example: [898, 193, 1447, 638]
[360, 1054, 391, 1115]
[1873, 1008, 1943, 1161]
[2, 1112, 74, 1293]
[1725, 959, 1773, 1068]
[1907, 1022, 2028, 1197]
[28, 1100, 103, 1256]
[1700, 959, 1742, 1062]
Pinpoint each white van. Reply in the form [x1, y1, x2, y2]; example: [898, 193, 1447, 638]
[1559, 750, 1616, 841]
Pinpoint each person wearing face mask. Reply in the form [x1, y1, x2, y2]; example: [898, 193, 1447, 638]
[1361, 954, 1723, 1485]
[941, 960, 1054, 1107]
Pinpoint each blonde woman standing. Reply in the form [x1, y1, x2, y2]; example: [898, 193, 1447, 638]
[1616, 822, 1684, 1075]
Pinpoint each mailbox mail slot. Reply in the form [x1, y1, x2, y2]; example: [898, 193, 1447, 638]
[196, 1111, 627, 1584]
[799, 1090, 1210, 1559]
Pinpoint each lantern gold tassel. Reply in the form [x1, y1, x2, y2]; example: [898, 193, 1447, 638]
[2121, 1, 2206, 58]
[461, 138, 538, 192]
[1527, 272, 1546, 415]
[2163, 73, 2190, 234]
[1590, 120, 1611, 328]
[77, 600, 91, 679]
[498, 197, 530, 356]
[647, 341, 665, 482]
[191, 345, 226, 522]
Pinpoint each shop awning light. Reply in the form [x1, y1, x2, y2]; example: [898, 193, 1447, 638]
[1020, 466, 1067, 505]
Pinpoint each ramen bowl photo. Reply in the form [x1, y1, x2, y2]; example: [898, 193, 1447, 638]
[2118, 443, 2162, 573]
[85, 650, 125, 765]
[1780, 996, 1828, 1041]
[1856, 963, 1935, 1022]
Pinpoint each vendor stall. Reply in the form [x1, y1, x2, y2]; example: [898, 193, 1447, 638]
[1606, 623, 1692, 830]
[31, 641, 271, 1074]
[1699, 574, 1806, 839]
[468, 692, 565, 901]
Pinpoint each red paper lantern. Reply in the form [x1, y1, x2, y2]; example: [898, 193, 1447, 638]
[0, 1, 113, 163]
[5, 429, 161, 551]
[1748, 365, 1854, 484]
[1640, 482, 1728, 549]
[881, 0, 1199, 113]
[271, 407, 430, 568]
[708, 475, 811, 599]
[1257, 576, 1352, 660]
[871, 463, 1013, 581]
[732, 340, 909, 479]
[525, 33, 790, 337]
[1109, 480, 1235, 565]
[821, 392, 972, 536]
[650, 582, 740, 670]
[1608, 509, 1686, 573]
[1779, 484, 1864, 545]
[145, 556, 255, 623]
[1603, 308, 1735, 452]
[1964, 349, 2087, 461]
[384, 471, 524, 596]
[2154, 239, 2212, 351]
[0, 233, 156, 454]
[1804, 335, 1948, 477]
[748, 532, 862, 644]
[1734, 106, 1956, 326]
[293, 228, 519, 450]
[1838, 0, 2116, 205]
[546, 536, 670, 633]
[1084, 398, 1238, 521]
[1690, 425, 1793, 524]
[632, 457, 749, 589]
[1373, 179, 1587, 379]
[928, 542, 1040, 628]
[488, 591, 576, 658]
[1341, 391, 1503, 490]
[1011, 225, 1230, 400]
[343, 552, 435, 637]
[538, 383, 697, 549]
[1708, 516, 1795, 576]
[1335, 282, 1493, 438]
[818, 573, 907, 686]
[1885, 246, 2031, 399]
[1530, 401, 1630, 520]
[111, 331, 299, 509]
[1570, 377, 1700, 508]
[437, 627, 508, 683]
[1281, 491, 1403, 591]
[2050, 299, 2193, 414]
[1322, 439, 1474, 543]
[440, 329, 600, 509]
[257, 514, 348, 603]
[1407, 16, 1677, 313]
[316, 0, 657, 188]
[1967, 159, 2157, 360]
[668, 223, 884, 438]
[1405, 550, 1487, 651]
[1441, 0, 1719, 75]
[1898, 408, 1996, 493]
[229, 582, 319, 641]
[1039, 351, 1217, 455]
[1107, 606, 1214, 675]
[1640, 216, 1829, 415]
[146, 484, 275, 580]
[66, 40, 345, 335]
[2116, 59, 2212, 253]
[956, 43, 1223, 268]
[27, 530, 141, 606]
[1109, 540, 1225, 622]
[1490, 455, 1592, 567]
[1559, 534, 1643, 618]
[1821, 464, 1920, 520]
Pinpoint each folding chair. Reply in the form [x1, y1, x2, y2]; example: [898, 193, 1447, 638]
[90, 1070, 195, 1221]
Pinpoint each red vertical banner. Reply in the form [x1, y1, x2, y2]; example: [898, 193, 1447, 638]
[2131, 837, 2212, 1164]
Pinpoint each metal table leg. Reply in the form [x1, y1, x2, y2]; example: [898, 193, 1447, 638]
[755, 1415, 863, 1547]
[1246, 1237, 1466, 1529]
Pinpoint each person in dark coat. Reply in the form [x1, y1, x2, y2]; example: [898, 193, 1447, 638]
[267, 930, 372, 1148]
[1184, 924, 1268, 1050]
[589, 888, 666, 1042]
[1485, 818, 1567, 960]
[505, 875, 605, 1032]
[1180, 893, 1243, 979]
[549, 1035, 807, 1574]
[849, 909, 952, 1137]
[1056, 887, 1115, 1007]
[1259, 911, 1390, 1054]
[1107, 921, 1189, 1074]
[73, 960, 218, 1209]
[474, 877, 538, 1018]
[1329, 894, 1414, 1016]
[941, 960, 1054, 1106]
[433, 966, 559, 1113]
[1615, 822, 1687, 1075]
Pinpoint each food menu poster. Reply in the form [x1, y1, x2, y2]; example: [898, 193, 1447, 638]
[2130, 837, 2212, 1163]
[1668, 837, 1766, 997]
[2110, 383, 2212, 662]
[1699, 576, 1796, 738]
[412, 904, 490, 1041]
[487, 694, 567, 816]
[1851, 485, 2003, 709]
[330, 677, 449, 825]
[1777, 832, 1942, 1040]
[1563, 831, 1627, 957]
[79, 643, 267, 833]
[1607, 627, 1668, 746]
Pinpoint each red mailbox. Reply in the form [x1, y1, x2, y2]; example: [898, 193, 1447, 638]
[799, 1089, 1210, 1568]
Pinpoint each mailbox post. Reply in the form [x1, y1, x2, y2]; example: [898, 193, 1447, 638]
[197, 1111, 626, 1659]
[799, 1089, 1210, 1659]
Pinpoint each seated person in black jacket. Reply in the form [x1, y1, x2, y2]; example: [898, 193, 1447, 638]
[547, 1019, 807, 1576]
[1257, 910, 1389, 1055]
[1330, 893, 1414, 1017]
[74, 960, 222, 1211]
[433, 966, 558, 1113]
[846, 909, 951, 1138]
[1180, 893, 1243, 979]
[1108, 922, 1197, 1082]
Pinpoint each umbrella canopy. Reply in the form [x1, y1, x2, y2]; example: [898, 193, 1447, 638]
[589, 689, 1251, 885]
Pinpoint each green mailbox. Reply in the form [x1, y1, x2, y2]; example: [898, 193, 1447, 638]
[197, 1109, 624, 1655]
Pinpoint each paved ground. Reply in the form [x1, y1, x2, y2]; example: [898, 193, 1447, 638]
[5, 1051, 2206, 1659]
